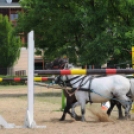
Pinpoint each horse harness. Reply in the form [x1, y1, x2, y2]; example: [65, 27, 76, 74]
[63, 75, 94, 103]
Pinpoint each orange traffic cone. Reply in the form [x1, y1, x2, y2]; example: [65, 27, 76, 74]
[101, 101, 110, 111]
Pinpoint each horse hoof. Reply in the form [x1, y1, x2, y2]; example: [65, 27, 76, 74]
[81, 117, 86, 122]
[81, 119, 86, 122]
[127, 115, 131, 119]
[119, 117, 125, 120]
[125, 115, 131, 120]
[75, 115, 82, 121]
[71, 114, 76, 119]
[59, 118, 64, 121]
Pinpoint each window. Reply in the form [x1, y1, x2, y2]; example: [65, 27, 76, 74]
[12, 0, 19, 2]
[10, 13, 18, 21]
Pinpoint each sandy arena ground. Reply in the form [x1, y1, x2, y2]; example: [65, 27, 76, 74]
[0, 86, 134, 134]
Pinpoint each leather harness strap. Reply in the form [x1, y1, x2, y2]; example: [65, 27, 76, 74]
[64, 76, 86, 96]
[64, 76, 94, 100]
[88, 76, 94, 103]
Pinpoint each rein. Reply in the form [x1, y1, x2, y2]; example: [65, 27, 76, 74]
[64, 76, 81, 84]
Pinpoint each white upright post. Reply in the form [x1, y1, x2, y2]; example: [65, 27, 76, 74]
[24, 30, 36, 128]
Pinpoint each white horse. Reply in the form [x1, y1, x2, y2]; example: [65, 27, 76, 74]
[55, 63, 132, 121]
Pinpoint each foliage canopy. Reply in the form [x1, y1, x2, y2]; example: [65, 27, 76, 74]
[0, 14, 21, 67]
[16, 0, 134, 67]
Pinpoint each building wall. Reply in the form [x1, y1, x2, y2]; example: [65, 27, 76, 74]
[13, 47, 28, 76]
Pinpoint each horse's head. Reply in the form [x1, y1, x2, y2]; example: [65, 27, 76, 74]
[54, 63, 70, 85]
[54, 63, 78, 87]
[64, 63, 75, 69]
[50, 58, 69, 70]
[54, 75, 68, 86]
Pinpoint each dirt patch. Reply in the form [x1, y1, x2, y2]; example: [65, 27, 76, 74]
[0, 86, 134, 134]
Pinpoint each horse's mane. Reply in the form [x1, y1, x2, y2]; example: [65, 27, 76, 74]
[64, 63, 81, 69]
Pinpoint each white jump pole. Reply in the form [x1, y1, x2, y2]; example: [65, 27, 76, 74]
[24, 30, 36, 128]
[24, 31, 46, 128]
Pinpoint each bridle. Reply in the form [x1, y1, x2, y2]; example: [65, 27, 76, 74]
[55, 63, 94, 97]
[57, 75, 81, 87]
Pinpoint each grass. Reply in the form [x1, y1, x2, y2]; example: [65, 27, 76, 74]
[34, 91, 62, 104]
[0, 85, 27, 89]
[0, 85, 63, 105]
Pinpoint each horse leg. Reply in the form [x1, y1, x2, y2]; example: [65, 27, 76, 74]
[71, 102, 80, 119]
[59, 104, 71, 121]
[81, 102, 86, 122]
[71, 101, 86, 121]
[60, 96, 76, 121]
[78, 100, 86, 122]
[124, 100, 132, 119]
[117, 95, 132, 119]
[60, 104, 76, 121]
[107, 100, 116, 116]
[115, 101, 124, 119]
[107, 100, 124, 119]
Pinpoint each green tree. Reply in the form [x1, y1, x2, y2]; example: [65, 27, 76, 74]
[0, 14, 21, 67]
[16, 0, 134, 67]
